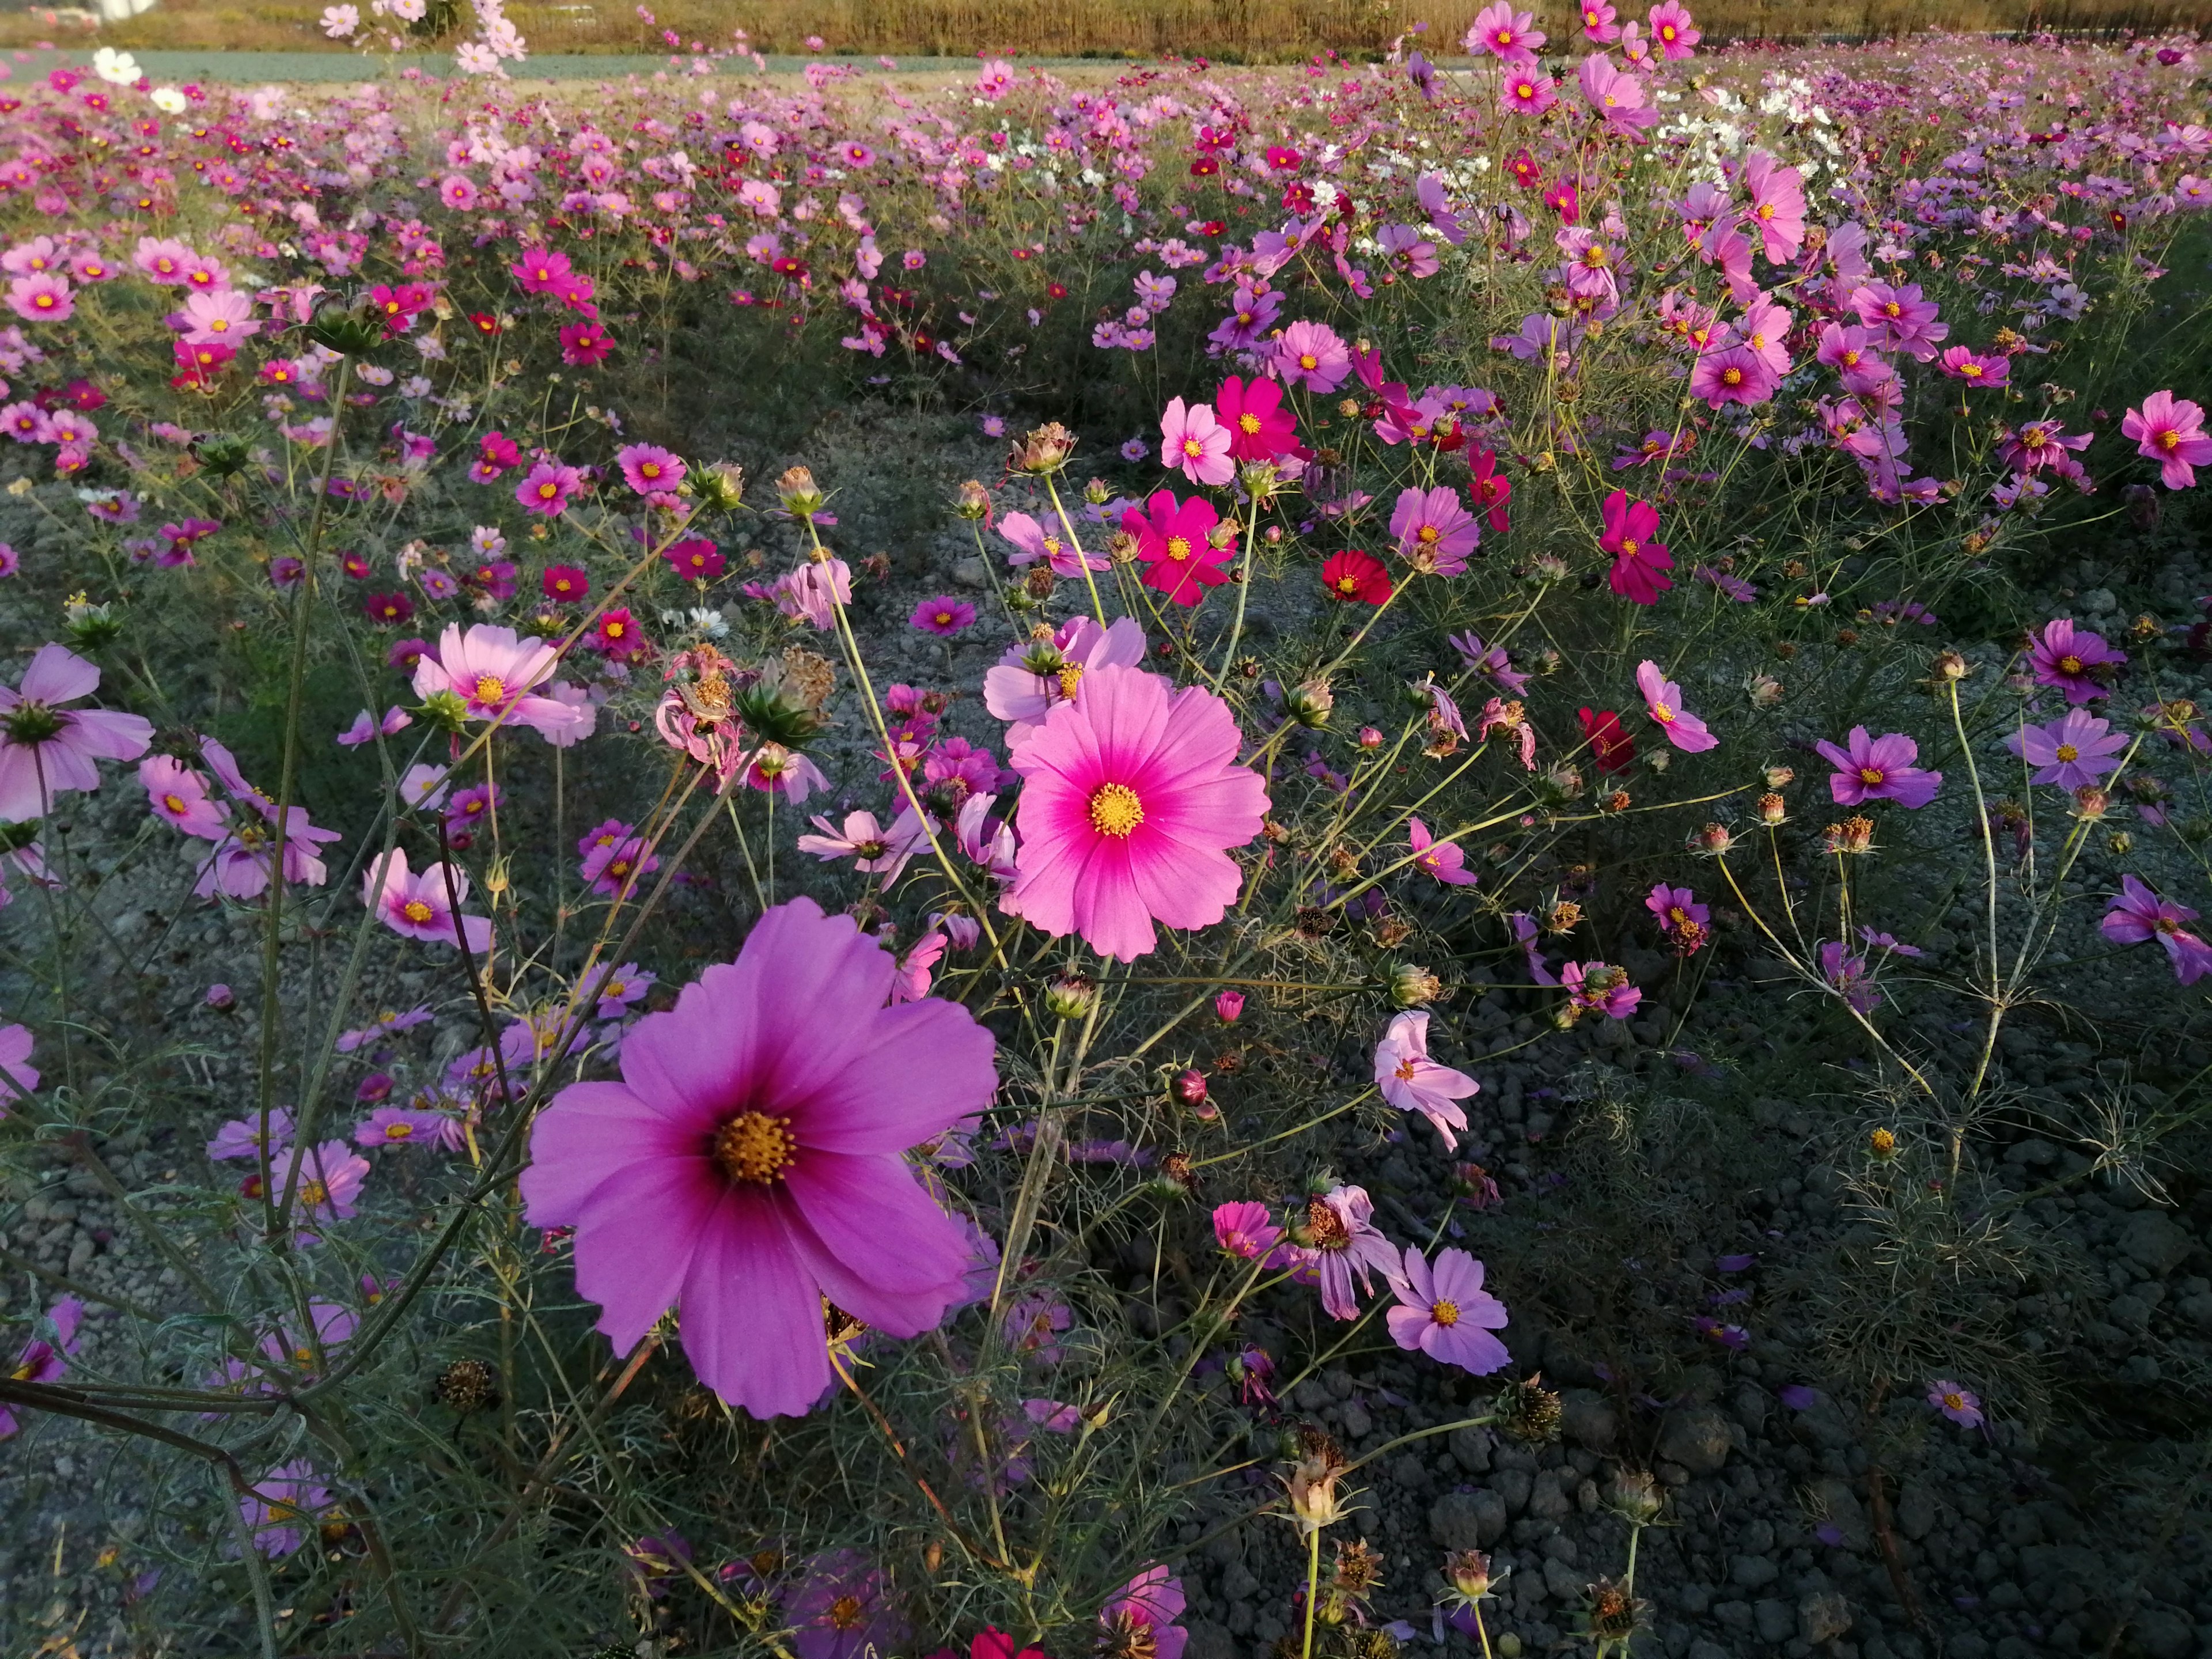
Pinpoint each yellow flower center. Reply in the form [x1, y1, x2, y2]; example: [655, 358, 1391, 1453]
[385, 1123, 414, 1139]
[472, 674, 508, 704]
[164, 793, 187, 813]
[1858, 767, 1885, 785]
[828, 1594, 865, 1631]
[1238, 412, 1260, 435]
[1088, 782, 1145, 838]
[1653, 702, 1675, 722]
[1181, 437, 1204, 458]
[1165, 535, 1191, 562]
[1395, 1059, 1418, 1081]
[2058, 654, 2082, 675]
[1618, 536, 1638, 555]
[1942, 1392, 1964, 1411]
[1418, 524, 1440, 544]
[401, 899, 435, 924]
[712, 1111, 796, 1185]
[1722, 367, 1743, 386]
[2160, 429, 2181, 450]
[1056, 663, 1084, 699]
[2054, 743, 2078, 762]
[1431, 1299, 1460, 1327]
[1299, 353, 1318, 370]
[300, 1179, 328, 1206]
[537, 482, 558, 499]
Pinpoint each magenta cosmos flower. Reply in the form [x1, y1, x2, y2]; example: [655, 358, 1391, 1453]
[1408, 816, 1477, 885]
[1213, 1199, 1283, 1261]
[1124, 489, 1233, 606]
[521, 898, 996, 1418]
[2121, 389, 2212, 489]
[239, 1460, 332, 1558]
[1160, 396, 1233, 486]
[1005, 665, 1269, 963]
[1926, 1380, 1983, 1429]
[1102, 1567, 1188, 1659]
[364, 847, 492, 952]
[1467, 2, 1544, 62]
[1385, 1245, 1510, 1374]
[1388, 484, 1480, 574]
[1635, 660, 1715, 752]
[789, 1550, 907, 1659]
[412, 623, 588, 741]
[1600, 490, 1672, 604]
[910, 595, 976, 635]
[615, 442, 685, 495]
[2028, 618, 2127, 704]
[514, 459, 584, 517]
[1648, 0, 1700, 56]
[1292, 1184, 1400, 1319]
[0, 644, 153, 823]
[1815, 726, 1942, 808]
[1374, 1011, 1479, 1149]
[2006, 709, 2126, 790]
[2101, 875, 2212, 984]
[1215, 374, 1298, 462]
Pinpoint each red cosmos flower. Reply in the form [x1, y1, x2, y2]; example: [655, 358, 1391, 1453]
[363, 591, 415, 626]
[664, 538, 726, 581]
[1046, 281, 1069, 300]
[1215, 374, 1298, 463]
[1468, 448, 1512, 532]
[1321, 550, 1392, 605]
[1507, 148, 1543, 188]
[541, 564, 589, 603]
[1264, 145, 1302, 171]
[469, 311, 501, 336]
[559, 321, 615, 366]
[1189, 157, 1221, 177]
[1578, 707, 1635, 772]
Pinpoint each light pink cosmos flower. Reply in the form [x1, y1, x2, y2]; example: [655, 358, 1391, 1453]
[2101, 874, 2212, 984]
[1581, 0, 1621, 38]
[1388, 484, 1480, 574]
[521, 897, 997, 1418]
[7, 273, 72, 321]
[1579, 54, 1657, 132]
[180, 288, 259, 344]
[412, 623, 587, 741]
[998, 510, 1107, 578]
[986, 616, 1148, 746]
[1467, 2, 1544, 63]
[1293, 1184, 1401, 1320]
[1385, 1245, 1510, 1374]
[283, 1138, 370, 1224]
[2005, 709, 2127, 790]
[0, 644, 154, 823]
[239, 1460, 332, 1558]
[1273, 319, 1350, 391]
[1815, 726, 1942, 808]
[2120, 389, 2212, 488]
[141, 753, 227, 838]
[1742, 151, 1804, 261]
[1647, 0, 1699, 57]
[194, 801, 342, 902]
[796, 807, 933, 884]
[0, 1022, 38, 1104]
[1926, 1380, 1984, 1429]
[1374, 1012, 1479, 1149]
[1005, 665, 1269, 963]
[1408, 816, 1478, 885]
[1160, 397, 1233, 486]
[364, 847, 493, 953]
[1635, 660, 1717, 752]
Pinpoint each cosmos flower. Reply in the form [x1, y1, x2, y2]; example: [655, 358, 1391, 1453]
[364, 848, 492, 952]
[615, 442, 684, 494]
[1101, 1568, 1189, 1659]
[1374, 1012, 1479, 1148]
[1388, 484, 1479, 574]
[238, 1461, 332, 1559]
[2121, 389, 2212, 489]
[522, 900, 995, 1417]
[1408, 816, 1478, 885]
[1005, 665, 1268, 962]
[1926, 1380, 1983, 1429]
[911, 595, 976, 635]
[983, 615, 1146, 744]
[0, 645, 154, 823]
[998, 510, 1107, 578]
[412, 623, 589, 741]
[1273, 320, 1350, 392]
[1635, 660, 1716, 751]
[1213, 1200, 1283, 1262]
[1159, 397, 1233, 486]
[1384, 1245, 1510, 1374]
[789, 1551, 908, 1659]
[2101, 875, 2212, 984]
[1123, 489, 1233, 607]
[0, 1296, 80, 1434]
[1467, 2, 1545, 63]
[1291, 1184, 1400, 1320]
[1814, 727, 1942, 808]
[2027, 618, 2127, 704]
[2005, 709, 2127, 790]
[1321, 549, 1391, 605]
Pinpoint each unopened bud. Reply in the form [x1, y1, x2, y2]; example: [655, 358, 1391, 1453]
[2072, 786, 2109, 820]
[1044, 972, 1096, 1020]
[1171, 1068, 1209, 1109]
[953, 479, 991, 520]
[1389, 964, 1442, 1009]
[1690, 821, 1734, 857]
[1764, 764, 1795, 789]
[1746, 673, 1784, 709]
[1605, 1469, 1664, 1525]
[1215, 989, 1245, 1023]
[1757, 792, 1787, 825]
[1288, 679, 1334, 728]
[1933, 649, 1969, 681]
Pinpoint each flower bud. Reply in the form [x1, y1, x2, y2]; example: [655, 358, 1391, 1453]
[1044, 972, 1096, 1020]
[2106, 830, 2133, 855]
[1356, 726, 1383, 749]
[1493, 1374, 1563, 1444]
[1764, 764, 1795, 789]
[1933, 649, 1970, 681]
[1083, 476, 1112, 505]
[1756, 793, 1787, 825]
[1868, 1126, 1897, 1161]
[1171, 1068, 1209, 1109]
[204, 982, 235, 1012]
[1287, 679, 1335, 728]
[418, 688, 471, 734]
[1746, 672, 1784, 709]
[1605, 1469, 1664, 1525]
[953, 479, 992, 521]
[1689, 821, 1734, 858]
[1106, 529, 1142, 566]
[2072, 786, 2109, 820]
[1445, 1549, 1495, 1603]
[1389, 964, 1442, 1009]
[1823, 816, 1875, 854]
[1215, 989, 1245, 1024]
[695, 461, 745, 512]
[775, 465, 824, 517]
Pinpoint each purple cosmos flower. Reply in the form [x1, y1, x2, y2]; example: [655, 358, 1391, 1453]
[1635, 660, 1716, 752]
[1819, 941, 1882, 1013]
[1294, 1184, 1401, 1320]
[207, 1109, 293, 1163]
[283, 1138, 369, 1225]
[0, 1023, 39, 1104]
[2006, 709, 2127, 790]
[789, 1550, 906, 1659]
[0, 1294, 82, 1435]
[238, 1461, 332, 1558]
[593, 963, 657, 1021]
[1938, 345, 2009, 388]
[1102, 1568, 1189, 1659]
[1388, 485, 1479, 574]
[2027, 619, 2126, 704]
[1815, 726, 1942, 809]
[1374, 1011, 1479, 1148]
[1384, 1245, 1510, 1374]
[0, 644, 155, 823]
[910, 595, 976, 635]
[1927, 1379, 1984, 1428]
[1858, 928, 1923, 959]
[1448, 631, 1529, 695]
[1408, 816, 1478, 886]
[2101, 875, 2212, 984]
[354, 1106, 448, 1149]
[1777, 1384, 1820, 1410]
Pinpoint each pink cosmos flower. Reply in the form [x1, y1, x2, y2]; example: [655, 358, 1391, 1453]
[2101, 875, 2212, 984]
[1124, 489, 1232, 607]
[207, 1109, 292, 1162]
[0, 1296, 79, 1433]
[1938, 345, 2009, 388]
[0, 1023, 39, 1104]
[1743, 151, 1804, 260]
[1408, 816, 1478, 885]
[239, 1460, 332, 1558]
[364, 847, 492, 953]
[2120, 390, 2212, 488]
[2027, 618, 2127, 704]
[1214, 1200, 1283, 1261]
[1005, 665, 1268, 963]
[1562, 961, 1642, 1019]
[354, 1106, 448, 1148]
[1814, 726, 1942, 808]
[1635, 660, 1717, 751]
[796, 808, 933, 885]
[1646, 884, 1710, 952]
[1581, 0, 1621, 37]
[1467, 2, 1544, 63]
[520, 897, 997, 1418]
[1273, 320, 1350, 392]
[1689, 343, 1777, 408]
[141, 753, 227, 838]
[998, 510, 1107, 578]
[1647, 0, 1700, 57]
[615, 442, 684, 494]
[412, 623, 588, 741]
[1579, 54, 1657, 131]
[516, 459, 584, 516]
[1160, 397, 1233, 486]
[1215, 374, 1298, 462]
[284, 1138, 370, 1223]
[1374, 1012, 1479, 1149]
[984, 616, 1148, 745]
[1600, 490, 1672, 604]
[180, 287, 258, 344]
[1385, 1245, 1510, 1374]
[911, 596, 976, 635]
[2006, 709, 2127, 790]
[1102, 1569, 1188, 1659]
[0, 644, 154, 823]
[1293, 1184, 1400, 1320]
[193, 800, 343, 902]
[1851, 281, 1949, 361]
[1926, 1380, 1984, 1429]
[7, 273, 72, 321]
[1388, 484, 1480, 574]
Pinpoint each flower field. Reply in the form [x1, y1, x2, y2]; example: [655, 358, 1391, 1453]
[0, 11, 2209, 1658]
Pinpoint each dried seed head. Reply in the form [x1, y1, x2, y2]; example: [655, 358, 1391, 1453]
[1494, 1374, 1563, 1444]
[433, 1357, 500, 1414]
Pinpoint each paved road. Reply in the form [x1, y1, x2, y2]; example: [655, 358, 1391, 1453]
[0, 46, 1122, 82]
